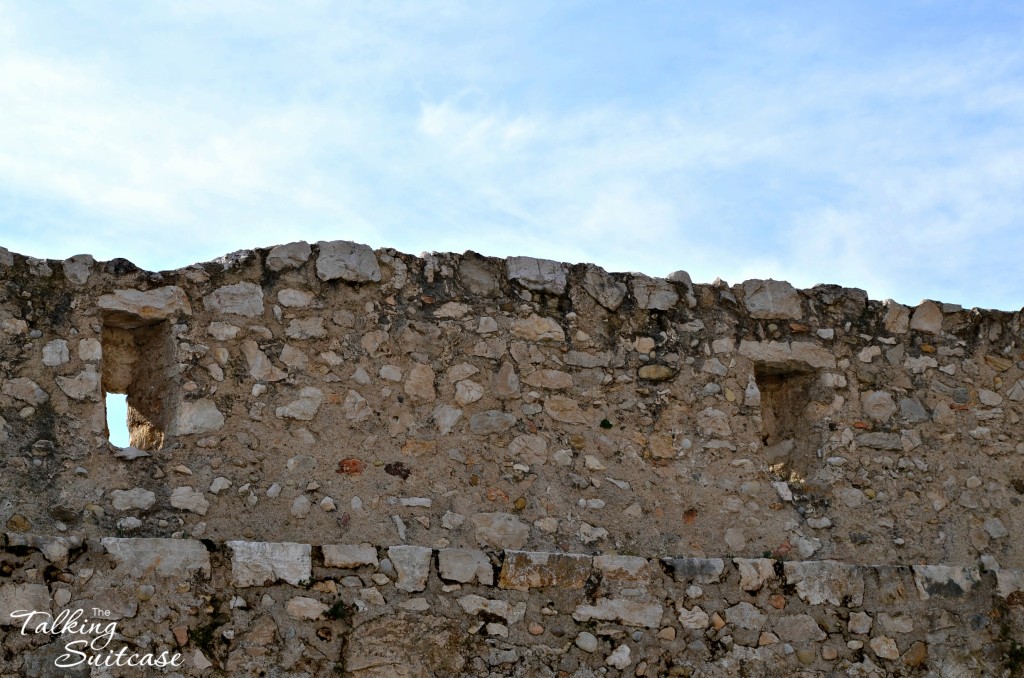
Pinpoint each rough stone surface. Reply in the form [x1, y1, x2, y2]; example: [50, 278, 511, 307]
[228, 541, 311, 587]
[742, 279, 802, 319]
[316, 240, 381, 282]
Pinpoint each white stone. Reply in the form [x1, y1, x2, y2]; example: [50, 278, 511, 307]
[506, 256, 568, 294]
[42, 339, 69, 366]
[98, 286, 192, 324]
[439, 548, 494, 585]
[861, 391, 897, 421]
[432, 404, 462, 435]
[56, 366, 100, 401]
[266, 241, 311, 271]
[575, 631, 598, 652]
[62, 254, 94, 285]
[275, 387, 324, 421]
[742, 279, 802, 319]
[168, 399, 224, 435]
[286, 596, 328, 620]
[677, 604, 710, 629]
[111, 487, 156, 511]
[472, 512, 529, 549]
[784, 560, 864, 606]
[323, 544, 379, 569]
[573, 598, 663, 628]
[388, 545, 432, 592]
[208, 322, 241, 340]
[77, 338, 102, 361]
[511, 314, 565, 342]
[170, 487, 210, 515]
[909, 301, 942, 334]
[228, 541, 312, 587]
[606, 644, 632, 670]
[735, 558, 775, 591]
[101, 538, 210, 579]
[0, 584, 51, 626]
[316, 240, 381, 282]
[242, 341, 286, 381]
[203, 282, 264, 317]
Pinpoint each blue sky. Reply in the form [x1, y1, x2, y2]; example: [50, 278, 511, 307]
[1, 1, 1022, 311]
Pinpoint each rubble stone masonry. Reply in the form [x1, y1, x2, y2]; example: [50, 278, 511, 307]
[0, 241, 1021, 676]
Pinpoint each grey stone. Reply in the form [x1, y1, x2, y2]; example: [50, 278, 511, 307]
[42, 339, 69, 366]
[56, 366, 100, 401]
[324, 544, 379, 569]
[909, 300, 942, 333]
[203, 282, 265, 317]
[438, 548, 494, 585]
[861, 391, 897, 421]
[316, 240, 381, 282]
[275, 387, 324, 421]
[111, 487, 156, 511]
[742, 279, 802, 319]
[725, 601, 767, 630]
[62, 254, 95, 285]
[582, 267, 627, 310]
[899, 398, 929, 422]
[98, 286, 192, 326]
[472, 512, 530, 550]
[632, 274, 678, 310]
[661, 557, 725, 584]
[738, 340, 835, 370]
[0, 584, 51, 626]
[388, 545, 433, 592]
[266, 241, 311, 271]
[169, 486, 210, 515]
[912, 565, 981, 600]
[784, 560, 864, 606]
[102, 538, 210, 579]
[228, 541, 312, 587]
[572, 598, 663, 628]
[856, 432, 902, 450]
[469, 411, 517, 435]
[168, 398, 224, 435]
[506, 256, 568, 294]
[575, 631, 599, 653]
[774, 614, 826, 642]
[2, 377, 49, 405]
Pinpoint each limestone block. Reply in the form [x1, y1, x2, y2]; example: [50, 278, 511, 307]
[498, 551, 592, 590]
[62, 254, 94, 285]
[275, 387, 324, 421]
[742, 279, 802, 319]
[632, 274, 678, 310]
[316, 240, 381, 282]
[784, 560, 864, 606]
[101, 538, 210, 579]
[506, 256, 568, 294]
[388, 545, 432, 592]
[0, 584, 51, 626]
[266, 241, 311, 271]
[286, 596, 328, 620]
[439, 548, 494, 585]
[99, 286, 191, 325]
[227, 541, 312, 587]
[168, 398, 225, 435]
[323, 544, 379, 569]
[909, 300, 943, 333]
[2, 377, 49, 405]
[472, 512, 529, 550]
[582, 266, 627, 310]
[511, 314, 565, 342]
[572, 598, 663, 628]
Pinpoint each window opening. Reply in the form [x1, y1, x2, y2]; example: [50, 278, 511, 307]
[100, 318, 173, 451]
[105, 392, 130, 447]
[754, 365, 816, 482]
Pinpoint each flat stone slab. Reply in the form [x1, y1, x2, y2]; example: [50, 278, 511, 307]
[498, 551, 592, 590]
[101, 537, 211, 579]
[228, 541, 311, 587]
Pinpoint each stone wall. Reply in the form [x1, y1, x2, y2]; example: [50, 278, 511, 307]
[0, 241, 1022, 675]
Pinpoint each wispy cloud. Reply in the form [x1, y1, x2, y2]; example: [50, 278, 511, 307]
[0, 2, 1021, 309]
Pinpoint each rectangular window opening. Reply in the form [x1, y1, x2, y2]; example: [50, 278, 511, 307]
[100, 318, 173, 451]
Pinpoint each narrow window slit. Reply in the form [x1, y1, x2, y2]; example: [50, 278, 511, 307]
[105, 392, 130, 448]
